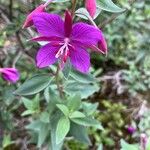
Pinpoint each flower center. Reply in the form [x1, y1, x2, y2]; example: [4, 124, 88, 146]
[55, 38, 71, 62]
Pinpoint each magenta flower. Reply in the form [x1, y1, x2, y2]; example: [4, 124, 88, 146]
[85, 0, 97, 18]
[0, 68, 20, 83]
[32, 11, 107, 73]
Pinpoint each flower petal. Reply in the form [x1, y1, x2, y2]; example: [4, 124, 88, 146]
[98, 32, 108, 54]
[0, 68, 20, 83]
[71, 23, 101, 46]
[36, 43, 59, 68]
[64, 10, 72, 37]
[89, 45, 106, 54]
[89, 31, 107, 54]
[69, 46, 90, 73]
[32, 12, 65, 37]
[31, 36, 63, 42]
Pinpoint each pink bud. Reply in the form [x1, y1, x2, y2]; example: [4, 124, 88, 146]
[0, 68, 20, 83]
[22, 4, 45, 28]
[127, 126, 136, 134]
[85, 0, 97, 18]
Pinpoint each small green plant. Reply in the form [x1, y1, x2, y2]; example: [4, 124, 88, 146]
[91, 100, 126, 147]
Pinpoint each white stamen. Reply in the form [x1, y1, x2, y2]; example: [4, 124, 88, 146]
[55, 38, 70, 59]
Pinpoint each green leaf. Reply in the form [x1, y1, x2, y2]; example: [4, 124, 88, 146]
[76, 7, 101, 21]
[71, 117, 103, 130]
[69, 122, 91, 145]
[69, 111, 85, 119]
[67, 94, 81, 111]
[65, 81, 99, 99]
[120, 139, 139, 150]
[21, 110, 34, 116]
[70, 69, 96, 84]
[97, 144, 103, 150]
[22, 97, 33, 110]
[146, 138, 150, 150]
[40, 112, 50, 123]
[2, 86, 15, 105]
[56, 116, 70, 144]
[56, 104, 70, 116]
[94, 7, 102, 19]
[2, 134, 14, 148]
[44, 87, 51, 103]
[50, 112, 63, 150]
[14, 74, 53, 96]
[44, 87, 61, 103]
[82, 102, 99, 115]
[26, 120, 42, 131]
[21, 95, 40, 115]
[75, 8, 93, 20]
[37, 124, 49, 148]
[97, 0, 126, 13]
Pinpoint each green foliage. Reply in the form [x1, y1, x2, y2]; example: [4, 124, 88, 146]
[66, 140, 88, 150]
[146, 138, 150, 150]
[67, 94, 81, 112]
[91, 100, 126, 147]
[21, 95, 40, 116]
[2, 134, 14, 149]
[56, 104, 70, 116]
[56, 116, 70, 144]
[120, 139, 139, 150]
[0, 0, 150, 149]
[70, 69, 96, 84]
[21, 92, 102, 149]
[138, 111, 150, 136]
[99, 0, 150, 96]
[71, 117, 103, 130]
[15, 74, 53, 96]
[97, 0, 125, 13]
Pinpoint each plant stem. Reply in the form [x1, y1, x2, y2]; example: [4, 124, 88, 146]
[55, 65, 64, 99]
[75, 12, 97, 27]
[9, 0, 13, 21]
[44, 0, 53, 7]
[71, 0, 77, 16]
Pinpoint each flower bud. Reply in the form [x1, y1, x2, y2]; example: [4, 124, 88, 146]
[23, 4, 45, 28]
[0, 68, 20, 83]
[127, 126, 136, 134]
[85, 0, 97, 18]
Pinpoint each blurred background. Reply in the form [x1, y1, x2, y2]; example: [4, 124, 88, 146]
[0, 0, 150, 149]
